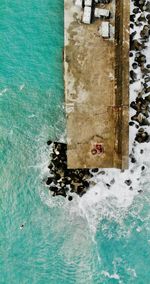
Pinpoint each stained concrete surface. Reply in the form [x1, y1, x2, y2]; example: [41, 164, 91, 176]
[64, 0, 130, 169]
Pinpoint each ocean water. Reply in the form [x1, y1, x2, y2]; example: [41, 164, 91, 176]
[0, 0, 150, 283]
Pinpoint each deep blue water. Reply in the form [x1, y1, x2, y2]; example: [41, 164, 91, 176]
[0, 0, 150, 283]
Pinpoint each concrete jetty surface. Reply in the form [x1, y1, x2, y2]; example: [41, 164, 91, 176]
[64, 0, 130, 169]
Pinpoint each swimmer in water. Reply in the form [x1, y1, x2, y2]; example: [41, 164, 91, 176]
[20, 224, 24, 230]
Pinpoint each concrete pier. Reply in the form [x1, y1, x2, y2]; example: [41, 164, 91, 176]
[64, 0, 130, 169]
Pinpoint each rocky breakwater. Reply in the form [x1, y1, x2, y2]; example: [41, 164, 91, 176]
[45, 141, 97, 200]
[130, 0, 150, 146]
[44, 0, 150, 199]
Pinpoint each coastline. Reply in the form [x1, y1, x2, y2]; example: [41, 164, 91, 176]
[45, 0, 150, 199]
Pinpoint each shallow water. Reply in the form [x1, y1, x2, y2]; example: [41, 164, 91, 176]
[0, 0, 150, 283]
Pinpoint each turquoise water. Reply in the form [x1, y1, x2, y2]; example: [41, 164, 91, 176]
[0, 0, 150, 283]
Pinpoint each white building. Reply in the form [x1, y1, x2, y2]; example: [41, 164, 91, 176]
[82, 6, 92, 24]
[84, 0, 92, 6]
[94, 8, 110, 18]
[75, 0, 83, 8]
[101, 22, 110, 38]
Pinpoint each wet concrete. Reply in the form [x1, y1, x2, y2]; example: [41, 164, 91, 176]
[64, 0, 130, 169]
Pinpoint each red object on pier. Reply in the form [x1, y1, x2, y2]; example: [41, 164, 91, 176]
[91, 143, 104, 156]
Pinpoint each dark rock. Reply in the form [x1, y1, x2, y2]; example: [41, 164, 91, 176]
[130, 14, 136, 23]
[49, 186, 58, 192]
[45, 142, 93, 198]
[135, 52, 146, 66]
[129, 121, 135, 126]
[110, 178, 115, 185]
[106, 183, 111, 189]
[132, 62, 138, 69]
[77, 185, 85, 195]
[130, 101, 137, 110]
[79, 191, 86, 197]
[99, 171, 105, 175]
[135, 20, 143, 27]
[144, 77, 150, 83]
[63, 177, 72, 185]
[135, 129, 150, 143]
[53, 188, 67, 197]
[91, 168, 99, 173]
[129, 186, 133, 191]
[47, 140, 52, 145]
[140, 25, 149, 41]
[68, 196, 73, 201]
[131, 113, 149, 126]
[130, 23, 134, 29]
[130, 70, 137, 81]
[82, 180, 90, 188]
[130, 39, 143, 51]
[137, 13, 146, 22]
[133, 7, 140, 14]
[46, 177, 53, 185]
[129, 52, 133, 57]
[54, 173, 61, 180]
[125, 179, 132, 186]
[141, 165, 145, 171]
[130, 30, 137, 39]
[138, 189, 143, 193]
[145, 86, 150, 94]
[141, 67, 150, 76]
[145, 95, 150, 102]
[70, 184, 76, 192]
[131, 156, 136, 163]
[48, 163, 54, 170]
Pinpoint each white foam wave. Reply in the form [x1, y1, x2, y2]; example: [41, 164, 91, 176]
[19, 84, 25, 91]
[0, 88, 8, 96]
[39, 126, 150, 237]
[101, 270, 120, 280]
